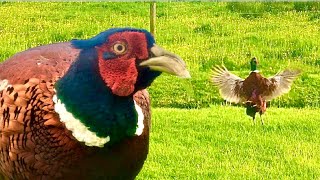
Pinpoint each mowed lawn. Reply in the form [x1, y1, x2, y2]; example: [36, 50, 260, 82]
[137, 106, 320, 179]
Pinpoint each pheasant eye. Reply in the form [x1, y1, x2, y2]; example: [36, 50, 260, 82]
[113, 43, 127, 55]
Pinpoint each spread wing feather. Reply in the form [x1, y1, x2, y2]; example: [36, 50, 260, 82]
[263, 69, 300, 101]
[211, 66, 245, 103]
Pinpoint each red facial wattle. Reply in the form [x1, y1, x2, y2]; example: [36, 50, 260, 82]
[97, 31, 149, 97]
[98, 57, 138, 96]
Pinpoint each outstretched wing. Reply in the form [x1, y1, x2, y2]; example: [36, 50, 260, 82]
[211, 66, 245, 103]
[262, 69, 300, 101]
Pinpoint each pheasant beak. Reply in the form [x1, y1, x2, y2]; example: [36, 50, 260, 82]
[139, 44, 191, 78]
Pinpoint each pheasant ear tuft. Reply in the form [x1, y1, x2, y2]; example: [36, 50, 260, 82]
[71, 28, 155, 50]
[71, 30, 113, 49]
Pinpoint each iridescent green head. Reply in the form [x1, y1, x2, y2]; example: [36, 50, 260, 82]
[250, 57, 258, 71]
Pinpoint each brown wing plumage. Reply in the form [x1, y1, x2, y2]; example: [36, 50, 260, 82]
[212, 66, 300, 103]
[0, 43, 152, 179]
[0, 42, 79, 84]
[211, 66, 245, 103]
[0, 43, 83, 179]
[0, 78, 82, 179]
[212, 61, 299, 124]
[262, 69, 300, 101]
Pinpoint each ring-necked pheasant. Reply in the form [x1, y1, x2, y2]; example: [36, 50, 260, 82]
[0, 28, 190, 179]
[211, 57, 300, 125]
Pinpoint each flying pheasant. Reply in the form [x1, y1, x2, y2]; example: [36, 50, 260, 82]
[212, 57, 299, 124]
[0, 28, 190, 179]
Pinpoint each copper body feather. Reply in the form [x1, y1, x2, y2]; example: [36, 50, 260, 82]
[0, 43, 151, 179]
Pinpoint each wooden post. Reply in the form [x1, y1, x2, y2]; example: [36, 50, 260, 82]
[150, 2, 156, 37]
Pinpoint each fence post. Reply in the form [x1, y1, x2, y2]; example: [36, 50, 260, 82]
[150, 2, 156, 37]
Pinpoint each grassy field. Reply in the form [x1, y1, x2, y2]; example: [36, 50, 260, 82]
[1, 2, 320, 179]
[137, 106, 320, 179]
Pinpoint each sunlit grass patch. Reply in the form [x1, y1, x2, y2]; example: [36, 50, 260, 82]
[138, 106, 320, 179]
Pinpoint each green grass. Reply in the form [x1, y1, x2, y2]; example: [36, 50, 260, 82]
[1, 2, 320, 108]
[137, 106, 320, 179]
